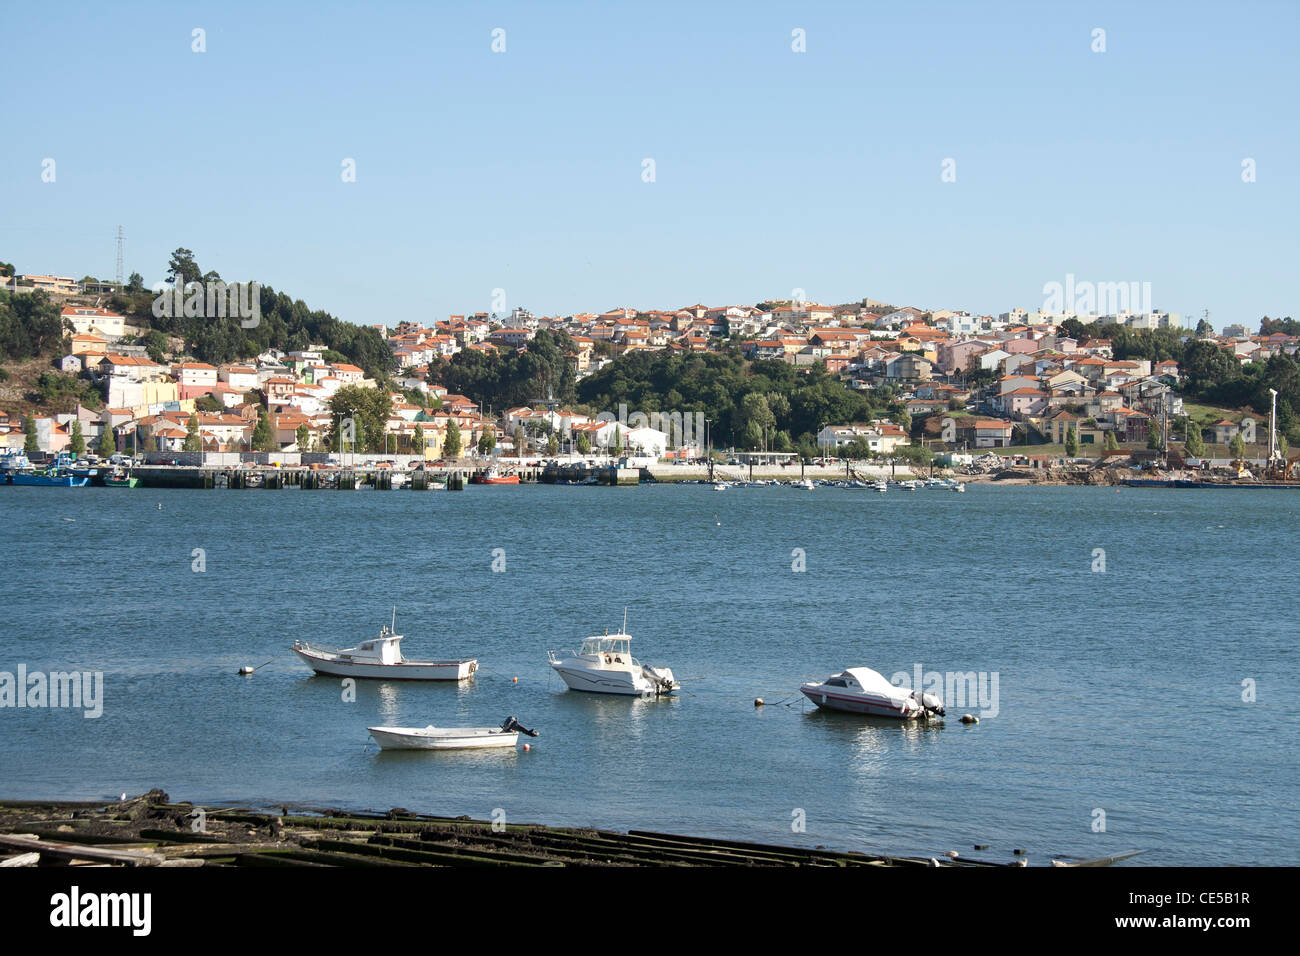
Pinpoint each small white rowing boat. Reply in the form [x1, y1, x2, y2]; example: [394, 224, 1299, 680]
[369, 716, 539, 751]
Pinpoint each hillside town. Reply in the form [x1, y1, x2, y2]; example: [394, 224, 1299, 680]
[2, 270, 1297, 467]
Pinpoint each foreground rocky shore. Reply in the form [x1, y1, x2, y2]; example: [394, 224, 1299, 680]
[0, 790, 1014, 868]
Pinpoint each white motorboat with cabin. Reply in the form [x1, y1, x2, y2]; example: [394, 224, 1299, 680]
[292, 612, 477, 681]
[548, 618, 678, 697]
[800, 667, 945, 719]
[369, 716, 539, 750]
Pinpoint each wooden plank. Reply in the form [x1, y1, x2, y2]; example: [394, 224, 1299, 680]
[0, 833, 162, 866]
[0, 852, 40, 867]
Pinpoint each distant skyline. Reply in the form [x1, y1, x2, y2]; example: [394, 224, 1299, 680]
[2, 1, 1296, 332]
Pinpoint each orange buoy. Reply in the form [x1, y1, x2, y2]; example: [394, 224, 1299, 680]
[512, 677, 518, 683]
[523, 743, 530, 751]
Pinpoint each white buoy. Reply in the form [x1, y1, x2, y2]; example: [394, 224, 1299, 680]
[754, 697, 764, 707]
[239, 666, 255, 675]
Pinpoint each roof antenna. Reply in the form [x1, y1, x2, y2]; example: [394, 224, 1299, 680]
[622, 606, 628, 635]
[391, 606, 396, 633]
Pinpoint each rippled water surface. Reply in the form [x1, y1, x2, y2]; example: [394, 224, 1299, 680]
[1, 482, 1295, 865]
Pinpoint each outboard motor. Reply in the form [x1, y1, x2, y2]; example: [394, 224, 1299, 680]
[500, 716, 540, 737]
[910, 691, 946, 717]
[642, 665, 677, 695]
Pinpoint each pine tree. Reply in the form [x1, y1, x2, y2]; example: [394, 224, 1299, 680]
[183, 414, 201, 452]
[296, 424, 310, 451]
[1065, 425, 1079, 457]
[70, 419, 85, 456]
[413, 423, 425, 454]
[1103, 429, 1119, 452]
[1229, 432, 1246, 458]
[23, 416, 39, 454]
[1184, 421, 1206, 457]
[444, 419, 461, 458]
[97, 420, 116, 457]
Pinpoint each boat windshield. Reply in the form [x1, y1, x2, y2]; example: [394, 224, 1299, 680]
[579, 636, 632, 658]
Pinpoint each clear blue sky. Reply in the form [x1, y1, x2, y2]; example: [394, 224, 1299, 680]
[2, 0, 1295, 331]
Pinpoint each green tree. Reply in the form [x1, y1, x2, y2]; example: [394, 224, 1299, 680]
[576, 431, 591, 454]
[125, 272, 145, 294]
[97, 420, 116, 457]
[253, 411, 276, 452]
[413, 423, 425, 454]
[1103, 429, 1119, 452]
[546, 433, 559, 456]
[612, 425, 623, 456]
[296, 423, 311, 451]
[478, 429, 496, 456]
[444, 419, 462, 458]
[69, 419, 85, 456]
[1184, 420, 1206, 457]
[23, 416, 39, 454]
[1147, 419, 1161, 450]
[1229, 432, 1247, 458]
[181, 414, 201, 452]
[327, 386, 391, 453]
[1065, 425, 1079, 457]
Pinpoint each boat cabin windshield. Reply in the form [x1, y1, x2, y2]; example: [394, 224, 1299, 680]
[579, 635, 632, 662]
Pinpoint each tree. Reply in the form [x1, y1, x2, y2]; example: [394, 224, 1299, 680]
[97, 420, 116, 457]
[125, 272, 145, 294]
[1147, 419, 1161, 450]
[546, 433, 559, 455]
[167, 248, 203, 288]
[413, 423, 425, 454]
[1065, 425, 1079, 457]
[444, 419, 462, 458]
[1195, 317, 1213, 337]
[576, 431, 591, 454]
[1229, 432, 1247, 458]
[478, 429, 496, 455]
[612, 425, 623, 456]
[1184, 420, 1206, 457]
[69, 419, 85, 456]
[23, 416, 39, 454]
[296, 424, 311, 451]
[253, 411, 276, 452]
[1103, 429, 1119, 452]
[514, 425, 525, 455]
[327, 386, 391, 453]
[182, 414, 201, 452]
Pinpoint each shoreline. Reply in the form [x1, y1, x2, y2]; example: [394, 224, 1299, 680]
[0, 790, 1017, 868]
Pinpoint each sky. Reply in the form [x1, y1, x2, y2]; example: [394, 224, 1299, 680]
[1, 0, 1296, 332]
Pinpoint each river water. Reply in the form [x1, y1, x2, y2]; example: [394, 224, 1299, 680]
[1, 482, 1295, 865]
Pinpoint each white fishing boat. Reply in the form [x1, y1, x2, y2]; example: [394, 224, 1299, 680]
[873, 479, 888, 493]
[800, 667, 945, 719]
[547, 615, 678, 697]
[369, 716, 539, 751]
[714, 482, 728, 491]
[292, 612, 477, 681]
[795, 477, 815, 490]
[952, 482, 966, 493]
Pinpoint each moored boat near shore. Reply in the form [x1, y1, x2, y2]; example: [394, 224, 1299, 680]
[801, 667, 945, 719]
[292, 614, 477, 680]
[548, 617, 678, 696]
[368, 716, 539, 751]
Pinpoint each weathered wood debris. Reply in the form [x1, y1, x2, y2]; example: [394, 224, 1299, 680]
[0, 789, 1015, 868]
